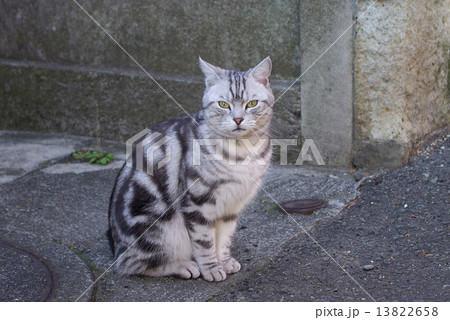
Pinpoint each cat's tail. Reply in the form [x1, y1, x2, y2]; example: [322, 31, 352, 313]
[106, 228, 115, 255]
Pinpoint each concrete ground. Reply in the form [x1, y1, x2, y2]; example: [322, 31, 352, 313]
[0, 130, 447, 302]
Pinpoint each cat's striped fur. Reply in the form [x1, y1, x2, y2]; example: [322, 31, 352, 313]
[108, 57, 274, 281]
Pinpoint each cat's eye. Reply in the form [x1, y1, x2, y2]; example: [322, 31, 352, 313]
[246, 100, 258, 108]
[218, 101, 230, 109]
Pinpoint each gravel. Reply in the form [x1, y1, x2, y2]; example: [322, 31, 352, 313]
[214, 134, 449, 302]
[363, 265, 375, 271]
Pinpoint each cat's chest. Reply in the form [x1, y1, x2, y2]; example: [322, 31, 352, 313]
[207, 160, 268, 216]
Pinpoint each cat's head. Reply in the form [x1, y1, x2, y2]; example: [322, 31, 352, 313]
[199, 57, 274, 138]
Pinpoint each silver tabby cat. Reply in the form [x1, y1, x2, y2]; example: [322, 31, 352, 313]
[108, 57, 274, 281]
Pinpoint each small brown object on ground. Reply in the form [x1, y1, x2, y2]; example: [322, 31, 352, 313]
[277, 199, 327, 215]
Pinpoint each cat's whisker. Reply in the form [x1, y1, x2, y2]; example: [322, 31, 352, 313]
[268, 129, 284, 137]
[256, 125, 282, 137]
[253, 127, 273, 139]
[250, 128, 262, 139]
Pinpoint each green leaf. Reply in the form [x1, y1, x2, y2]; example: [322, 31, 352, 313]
[99, 157, 111, 165]
[71, 149, 114, 165]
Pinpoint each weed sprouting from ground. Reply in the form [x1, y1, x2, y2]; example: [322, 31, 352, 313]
[71, 150, 114, 165]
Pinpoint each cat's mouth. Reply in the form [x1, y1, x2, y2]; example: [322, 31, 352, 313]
[232, 127, 246, 131]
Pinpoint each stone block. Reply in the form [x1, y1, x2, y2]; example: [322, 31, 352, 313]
[300, 0, 354, 167]
[0, 60, 300, 143]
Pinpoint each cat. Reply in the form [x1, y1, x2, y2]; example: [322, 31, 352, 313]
[108, 57, 274, 282]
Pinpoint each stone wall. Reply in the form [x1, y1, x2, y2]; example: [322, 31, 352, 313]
[1, 0, 449, 168]
[353, 0, 450, 167]
[0, 0, 301, 142]
[300, 0, 354, 166]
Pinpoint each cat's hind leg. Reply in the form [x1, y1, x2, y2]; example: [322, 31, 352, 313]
[115, 251, 200, 279]
[115, 225, 200, 279]
[143, 215, 201, 279]
[142, 260, 201, 279]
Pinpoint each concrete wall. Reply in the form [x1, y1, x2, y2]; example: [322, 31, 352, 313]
[0, 0, 301, 142]
[300, 0, 354, 166]
[353, 0, 450, 167]
[1, 0, 449, 168]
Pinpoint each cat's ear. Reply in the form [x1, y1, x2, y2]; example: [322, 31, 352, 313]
[249, 56, 272, 86]
[199, 57, 226, 87]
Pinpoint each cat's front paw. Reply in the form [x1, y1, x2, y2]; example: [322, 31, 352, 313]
[221, 257, 241, 274]
[201, 264, 227, 282]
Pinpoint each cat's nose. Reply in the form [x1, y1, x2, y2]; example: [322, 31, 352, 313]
[233, 118, 244, 125]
